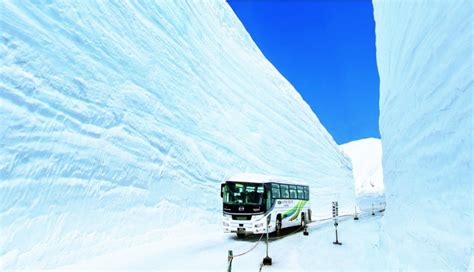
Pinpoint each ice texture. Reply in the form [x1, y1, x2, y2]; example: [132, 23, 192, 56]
[373, 0, 473, 269]
[0, 0, 354, 268]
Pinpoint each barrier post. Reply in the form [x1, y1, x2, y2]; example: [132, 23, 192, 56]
[303, 215, 309, 236]
[333, 220, 342, 245]
[227, 250, 233, 272]
[262, 215, 272, 265]
[372, 203, 375, 216]
[354, 205, 359, 220]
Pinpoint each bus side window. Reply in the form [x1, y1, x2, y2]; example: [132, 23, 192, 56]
[271, 184, 281, 199]
[280, 184, 289, 199]
[297, 186, 304, 199]
[289, 185, 297, 199]
[304, 186, 309, 200]
[266, 191, 272, 210]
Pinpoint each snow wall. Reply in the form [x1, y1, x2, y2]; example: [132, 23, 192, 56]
[340, 138, 384, 196]
[373, 1, 472, 269]
[340, 138, 384, 213]
[0, 1, 354, 268]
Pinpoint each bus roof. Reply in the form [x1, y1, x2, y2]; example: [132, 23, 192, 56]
[226, 173, 308, 186]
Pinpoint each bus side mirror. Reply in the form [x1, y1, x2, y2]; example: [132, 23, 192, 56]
[220, 184, 224, 198]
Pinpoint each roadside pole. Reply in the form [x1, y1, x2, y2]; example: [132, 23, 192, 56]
[263, 214, 272, 265]
[354, 205, 359, 220]
[227, 250, 233, 272]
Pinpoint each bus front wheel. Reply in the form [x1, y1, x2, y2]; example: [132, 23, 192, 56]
[237, 233, 245, 239]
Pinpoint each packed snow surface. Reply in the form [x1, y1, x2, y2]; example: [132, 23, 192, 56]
[374, 0, 473, 270]
[0, 0, 354, 268]
[64, 213, 386, 271]
[340, 138, 384, 196]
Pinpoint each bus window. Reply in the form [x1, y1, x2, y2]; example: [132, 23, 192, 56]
[271, 184, 281, 199]
[280, 184, 289, 199]
[289, 185, 297, 199]
[266, 191, 272, 210]
[223, 182, 264, 205]
[297, 186, 304, 199]
[304, 186, 309, 200]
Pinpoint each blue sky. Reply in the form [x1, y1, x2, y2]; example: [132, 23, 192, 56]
[228, 0, 380, 144]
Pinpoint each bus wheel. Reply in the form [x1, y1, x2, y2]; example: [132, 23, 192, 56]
[276, 216, 282, 236]
[237, 233, 245, 239]
[301, 212, 306, 226]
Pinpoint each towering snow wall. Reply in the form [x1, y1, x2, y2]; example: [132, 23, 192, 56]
[373, 1, 472, 269]
[0, 0, 354, 268]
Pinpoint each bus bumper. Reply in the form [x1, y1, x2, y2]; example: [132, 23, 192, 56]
[223, 221, 275, 235]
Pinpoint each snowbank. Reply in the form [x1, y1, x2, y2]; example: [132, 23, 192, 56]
[341, 138, 385, 214]
[340, 138, 384, 196]
[0, 0, 354, 268]
[374, 0, 472, 269]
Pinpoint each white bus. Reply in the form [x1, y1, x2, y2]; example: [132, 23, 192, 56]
[221, 173, 311, 237]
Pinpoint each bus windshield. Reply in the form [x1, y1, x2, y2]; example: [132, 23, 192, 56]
[223, 182, 265, 205]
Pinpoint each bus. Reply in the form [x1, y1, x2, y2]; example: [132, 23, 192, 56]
[221, 173, 311, 237]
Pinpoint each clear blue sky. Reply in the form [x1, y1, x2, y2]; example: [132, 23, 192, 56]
[228, 0, 380, 144]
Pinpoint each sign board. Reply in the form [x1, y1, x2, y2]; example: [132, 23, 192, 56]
[332, 201, 339, 218]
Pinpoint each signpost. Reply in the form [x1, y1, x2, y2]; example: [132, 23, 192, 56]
[332, 201, 342, 245]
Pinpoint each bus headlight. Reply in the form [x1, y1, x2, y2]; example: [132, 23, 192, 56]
[255, 223, 263, 228]
[223, 222, 230, 227]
